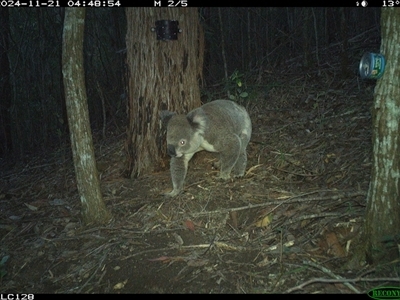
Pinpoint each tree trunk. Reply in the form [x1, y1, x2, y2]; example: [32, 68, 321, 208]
[0, 8, 12, 156]
[218, 7, 229, 98]
[339, 8, 350, 78]
[125, 8, 204, 178]
[302, 8, 312, 68]
[62, 8, 111, 225]
[363, 8, 400, 264]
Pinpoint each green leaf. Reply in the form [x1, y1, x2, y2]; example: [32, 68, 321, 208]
[0, 255, 9, 265]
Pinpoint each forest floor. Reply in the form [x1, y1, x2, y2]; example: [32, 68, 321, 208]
[1, 46, 400, 293]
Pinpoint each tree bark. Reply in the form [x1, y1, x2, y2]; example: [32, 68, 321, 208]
[0, 8, 12, 156]
[62, 8, 111, 225]
[339, 8, 350, 78]
[125, 8, 204, 178]
[364, 8, 400, 264]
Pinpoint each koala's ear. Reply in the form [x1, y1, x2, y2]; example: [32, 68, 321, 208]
[189, 111, 207, 133]
[160, 110, 176, 124]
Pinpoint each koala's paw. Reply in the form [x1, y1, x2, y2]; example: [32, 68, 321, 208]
[216, 173, 231, 180]
[233, 172, 245, 178]
[212, 160, 221, 170]
[163, 189, 181, 197]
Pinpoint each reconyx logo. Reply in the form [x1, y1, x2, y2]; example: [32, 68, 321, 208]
[368, 287, 400, 300]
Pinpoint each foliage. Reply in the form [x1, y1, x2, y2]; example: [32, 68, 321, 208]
[227, 70, 249, 104]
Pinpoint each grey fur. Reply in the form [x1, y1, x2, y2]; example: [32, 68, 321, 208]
[161, 100, 252, 197]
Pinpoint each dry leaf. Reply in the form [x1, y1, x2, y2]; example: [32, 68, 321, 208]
[326, 232, 346, 257]
[113, 279, 128, 290]
[229, 211, 238, 229]
[187, 259, 209, 267]
[148, 256, 171, 262]
[172, 232, 184, 246]
[184, 220, 195, 231]
[24, 203, 38, 211]
[255, 214, 273, 228]
[257, 256, 271, 267]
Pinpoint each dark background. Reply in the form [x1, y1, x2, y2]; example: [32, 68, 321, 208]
[0, 7, 381, 159]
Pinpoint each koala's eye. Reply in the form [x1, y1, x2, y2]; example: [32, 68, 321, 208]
[179, 139, 186, 146]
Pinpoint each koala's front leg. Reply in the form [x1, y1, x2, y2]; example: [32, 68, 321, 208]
[165, 153, 193, 197]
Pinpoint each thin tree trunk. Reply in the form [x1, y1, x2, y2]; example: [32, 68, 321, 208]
[0, 8, 12, 156]
[218, 8, 229, 99]
[339, 7, 350, 78]
[62, 8, 111, 225]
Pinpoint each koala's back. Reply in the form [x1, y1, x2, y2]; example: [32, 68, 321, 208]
[190, 100, 252, 140]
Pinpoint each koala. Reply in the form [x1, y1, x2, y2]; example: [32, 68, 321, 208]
[161, 99, 252, 197]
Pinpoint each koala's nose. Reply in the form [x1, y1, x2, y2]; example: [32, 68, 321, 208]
[167, 144, 176, 157]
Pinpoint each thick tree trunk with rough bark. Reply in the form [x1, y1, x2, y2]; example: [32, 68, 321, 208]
[125, 8, 204, 179]
[62, 8, 111, 225]
[363, 8, 400, 264]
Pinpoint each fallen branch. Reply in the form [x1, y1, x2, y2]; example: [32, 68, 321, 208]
[191, 190, 366, 216]
[286, 276, 400, 293]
